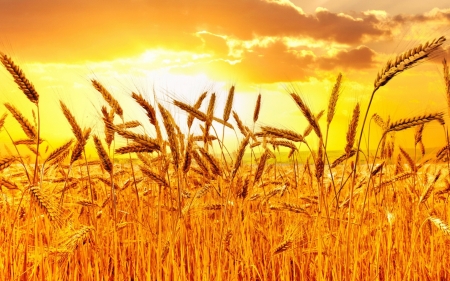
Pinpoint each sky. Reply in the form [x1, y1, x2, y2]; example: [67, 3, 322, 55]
[1, 0, 450, 159]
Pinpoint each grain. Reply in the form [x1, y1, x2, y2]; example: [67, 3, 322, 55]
[374, 36, 446, 91]
[0, 53, 39, 104]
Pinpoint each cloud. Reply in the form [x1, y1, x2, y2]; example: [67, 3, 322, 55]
[0, 0, 389, 63]
[317, 46, 376, 70]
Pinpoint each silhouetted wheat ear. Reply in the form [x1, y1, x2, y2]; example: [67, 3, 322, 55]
[223, 85, 235, 122]
[327, 73, 342, 125]
[373, 113, 387, 130]
[386, 112, 444, 133]
[182, 135, 193, 174]
[100, 106, 115, 148]
[0, 157, 16, 171]
[254, 150, 269, 183]
[267, 140, 297, 152]
[345, 103, 360, 155]
[71, 128, 91, 164]
[60, 101, 83, 141]
[117, 120, 141, 130]
[0, 113, 7, 130]
[414, 124, 424, 145]
[204, 93, 216, 145]
[443, 59, 450, 116]
[303, 110, 324, 138]
[253, 93, 261, 123]
[93, 135, 113, 174]
[91, 79, 123, 118]
[231, 135, 250, 179]
[290, 93, 322, 138]
[0, 53, 39, 104]
[140, 166, 169, 187]
[45, 139, 73, 164]
[115, 143, 157, 154]
[131, 92, 157, 125]
[399, 146, 416, 172]
[187, 91, 208, 128]
[158, 104, 180, 168]
[4, 103, 37, 140]
[199, 147, 222, 176]
[374, 36, 446, 91]
[261, 126, 304, 143]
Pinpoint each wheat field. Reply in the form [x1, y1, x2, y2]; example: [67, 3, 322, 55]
[0, 36, 450, 281]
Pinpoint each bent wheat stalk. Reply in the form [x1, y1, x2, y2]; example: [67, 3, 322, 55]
[348, 35, 446, 281]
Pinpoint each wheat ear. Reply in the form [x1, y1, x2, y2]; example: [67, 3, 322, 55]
[374, 36, 446, 91]
[290, 93, 322, 138]
[60, 101, 83, 141]
[345, 103, 360, 156]
[91, 79, 123, 118]
[0, 53, 39, 104]
[386, 113, 444, 133]
[158, 104, 180, 169]
[30, 186, 62, 227]
[223, 85, 235, 122]
[261, 126, 304, 143]
[4, 103, 37, 140]
[429, 217, 450, 236]
[253, 93, 261, 123]
[93, 135, 113, 174]
[327, 73, 342, 125]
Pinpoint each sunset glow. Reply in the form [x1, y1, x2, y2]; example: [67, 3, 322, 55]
[1, 0, 450, 153]
[4, 2, 450, 280]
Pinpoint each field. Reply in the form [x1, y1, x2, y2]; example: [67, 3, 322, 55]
[1, 36, 450, 281]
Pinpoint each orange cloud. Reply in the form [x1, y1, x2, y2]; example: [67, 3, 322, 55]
[317, 46, 376, 70]
[1, 0, 389, 63]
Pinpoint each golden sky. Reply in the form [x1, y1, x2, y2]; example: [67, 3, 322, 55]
[1, 0, 450, 157]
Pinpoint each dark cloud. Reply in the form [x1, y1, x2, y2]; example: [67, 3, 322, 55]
[171, 39, 375, 83]
[317, 46, 376, 70]
[392, 9, 450, 23]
